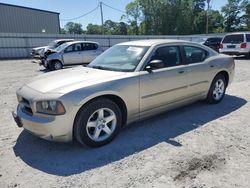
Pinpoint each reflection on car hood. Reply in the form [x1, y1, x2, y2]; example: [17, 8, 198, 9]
[26, 67, 128, 93]
[33, 46, 47, 51]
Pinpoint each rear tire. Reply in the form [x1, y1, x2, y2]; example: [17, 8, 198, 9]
[206, 74, 226, 104]
[74, 98, 122, 147]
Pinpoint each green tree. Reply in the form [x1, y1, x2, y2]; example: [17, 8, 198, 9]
[86, 24, 102, 34]
[244, 3, 250, 30]
[122, 0, 142, 35]
[221, 0, 249, 32]
[64, 22, 83, 34]
[209, 10, 225, 33]
[60, 28, 67, 34]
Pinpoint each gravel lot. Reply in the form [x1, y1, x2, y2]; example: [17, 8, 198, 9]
[0, 58, 250, 188]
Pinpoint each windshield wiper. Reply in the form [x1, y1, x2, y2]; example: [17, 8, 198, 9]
[91, 65, 112, 70]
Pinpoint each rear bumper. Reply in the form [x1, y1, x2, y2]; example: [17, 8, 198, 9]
[219, 48, 249, 56]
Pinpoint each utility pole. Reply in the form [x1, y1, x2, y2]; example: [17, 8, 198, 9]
[100, 2, 104, 34]
[206, 0, 211, 34]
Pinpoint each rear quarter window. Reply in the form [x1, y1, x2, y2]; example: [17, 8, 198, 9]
[222, 34, 244, 44]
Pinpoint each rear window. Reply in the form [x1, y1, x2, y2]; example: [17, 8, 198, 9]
[222, 34, 244, 44]
[246, 34, 250, 42]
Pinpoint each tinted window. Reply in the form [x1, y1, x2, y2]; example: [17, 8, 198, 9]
[151, 46, 181, 68]
[184, 46, 208, 64]
[222, 34, 244, 44]
[83, 43, 98, 50]
[208, 38, 222, 43]
[246, 34, 250, 42]
[74, 43, 82, 51]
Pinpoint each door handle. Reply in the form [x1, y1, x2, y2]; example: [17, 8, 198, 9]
[179, 70, 185, 74]
[210, 65, 215, 68]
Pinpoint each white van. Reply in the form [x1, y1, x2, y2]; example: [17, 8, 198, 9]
[219, 32, 250, 58]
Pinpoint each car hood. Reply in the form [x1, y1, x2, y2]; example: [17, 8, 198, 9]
[33, 46, 47, 51]
[26, 66, 129, 93]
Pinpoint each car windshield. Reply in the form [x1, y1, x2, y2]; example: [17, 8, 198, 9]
[55, 43, 69, 52]
[192, 37, 207, 44]
[48, 41, 57, 49]
[88, 45, 149, 72]
[222, 34, 244, 44]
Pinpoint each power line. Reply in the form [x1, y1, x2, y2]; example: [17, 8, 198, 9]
[60, 5, 99, 21]
[102, 2, 126, 14]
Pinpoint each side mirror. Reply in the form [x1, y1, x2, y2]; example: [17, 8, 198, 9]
[145, 60, 164, 71]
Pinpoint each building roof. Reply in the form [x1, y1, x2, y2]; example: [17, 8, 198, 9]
[0, 2, 60, 15]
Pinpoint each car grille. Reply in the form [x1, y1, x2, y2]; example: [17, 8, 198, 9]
[19, 97, 33, 116]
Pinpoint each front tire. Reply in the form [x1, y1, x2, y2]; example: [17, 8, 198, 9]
[206, 74, 226, 104]
[51, 60, 63, 70]
[74, 98, 122, 147]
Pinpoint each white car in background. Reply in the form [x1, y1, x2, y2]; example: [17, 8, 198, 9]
[219, 32, 250, 58]
[42, 41, 103, 70]
[30, 39, 74, 58]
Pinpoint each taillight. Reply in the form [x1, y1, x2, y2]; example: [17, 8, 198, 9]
[240, 42, 247, 48]
[220, 43, 223, 49]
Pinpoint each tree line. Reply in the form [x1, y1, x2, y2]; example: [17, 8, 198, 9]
[60, 0, 250, 35]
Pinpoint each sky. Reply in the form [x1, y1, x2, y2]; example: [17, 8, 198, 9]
[0, 0, 228, 29]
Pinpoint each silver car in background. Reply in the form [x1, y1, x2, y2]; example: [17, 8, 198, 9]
[42, 41, 103, 70]
[13, 39, 235, 147]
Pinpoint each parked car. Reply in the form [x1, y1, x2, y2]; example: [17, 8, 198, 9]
[219, 32, 250, 58]
[193, 37, 223, 52]
[30, 39, 74, 58]
[203, 37, 223, 52]
[12, 39, 235, 147]
[41, 41, 102, 70]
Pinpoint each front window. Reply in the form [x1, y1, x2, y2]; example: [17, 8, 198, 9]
[88, 45, 149, 72]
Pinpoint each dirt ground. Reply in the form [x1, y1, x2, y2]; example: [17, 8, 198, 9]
[0, 58, 250, 188]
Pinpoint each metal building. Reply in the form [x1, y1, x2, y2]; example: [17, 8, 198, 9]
[0, 3, 60, 34]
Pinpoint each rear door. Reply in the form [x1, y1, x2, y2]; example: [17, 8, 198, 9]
[182, 45, 212, 97]
[82, 43, 102, 63]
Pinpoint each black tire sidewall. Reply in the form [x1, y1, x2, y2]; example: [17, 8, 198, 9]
[207, 74, 226, 104]
[52, 61, 62, 70]
[74, 98, 122, 147]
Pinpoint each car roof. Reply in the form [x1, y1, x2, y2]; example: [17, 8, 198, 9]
[65, 40, 99, 45]
[118, 39, 204, 47]
[225, 32, 250, 36]
[54, 39, 74, 42]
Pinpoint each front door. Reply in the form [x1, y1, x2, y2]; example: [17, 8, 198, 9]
[63, 43, 84, 65]
[139, 45, 188, 118]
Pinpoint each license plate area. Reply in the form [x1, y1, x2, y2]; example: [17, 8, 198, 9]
[227, 45, 236, 48]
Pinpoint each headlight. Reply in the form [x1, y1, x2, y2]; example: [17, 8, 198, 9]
[17, 94, 22, 103]
[36, 100, 66, 115]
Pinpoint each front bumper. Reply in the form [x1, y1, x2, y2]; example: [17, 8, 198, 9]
[13, 104, 73, 142]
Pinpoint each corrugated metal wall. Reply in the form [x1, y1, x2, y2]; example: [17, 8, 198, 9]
[0, 3, 59, 34]
[0, 33, 225, 59]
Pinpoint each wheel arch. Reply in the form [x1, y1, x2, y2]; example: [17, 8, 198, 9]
[73, 94, 128, 139]
[215, 70, 229, 87]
